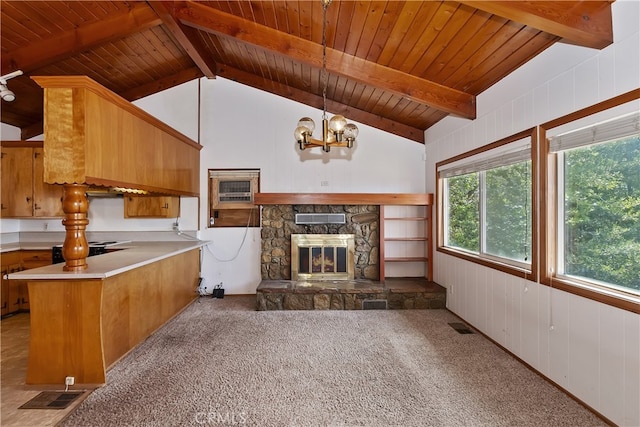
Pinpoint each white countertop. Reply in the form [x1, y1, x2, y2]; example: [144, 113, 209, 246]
[6, 240, 208, 280]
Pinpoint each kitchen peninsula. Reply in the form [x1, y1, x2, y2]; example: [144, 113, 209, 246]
[7, 239, 206, 385]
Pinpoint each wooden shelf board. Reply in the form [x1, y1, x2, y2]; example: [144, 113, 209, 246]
[254, 193, 433, 205]
[384, 238, 428, 242]
[384, 217, 429, 221]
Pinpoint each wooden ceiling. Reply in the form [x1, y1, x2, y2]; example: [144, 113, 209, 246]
[1, 1, 613, 143]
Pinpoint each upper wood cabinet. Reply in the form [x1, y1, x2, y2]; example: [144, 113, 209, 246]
[1, 142, 64, 218]
[31, 76, 201, 197]
[124, 195, 180, 218]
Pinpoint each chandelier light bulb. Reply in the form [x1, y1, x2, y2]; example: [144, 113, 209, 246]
[328, 115, 347, 132]
[343, 123, 359, 139]
[297, 117, 316, 134]
[294, 125, 311, 143]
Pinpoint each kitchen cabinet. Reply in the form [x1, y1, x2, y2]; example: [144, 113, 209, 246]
[0, 142, 64, 218]
[1, 250, 52, 316]
[25, 247, 200, 384]
[124, 195, 180, 218]
[1, 251, 24, 316]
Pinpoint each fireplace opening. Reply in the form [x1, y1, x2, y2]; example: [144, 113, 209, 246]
[291, 234, 355, 281]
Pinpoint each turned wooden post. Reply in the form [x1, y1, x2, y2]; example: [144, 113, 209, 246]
[61, 184, 90, 271]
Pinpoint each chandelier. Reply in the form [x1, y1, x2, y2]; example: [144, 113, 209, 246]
[294, 0, 359, 152]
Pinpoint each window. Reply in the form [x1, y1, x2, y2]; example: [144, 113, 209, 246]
[438, 130, 535, 277]
[208, 169, 260, 227]
[550, 111, 640, 298]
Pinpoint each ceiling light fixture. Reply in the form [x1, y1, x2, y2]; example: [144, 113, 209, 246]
[294, 0, 358, 152]
[0, 70, 23, 102]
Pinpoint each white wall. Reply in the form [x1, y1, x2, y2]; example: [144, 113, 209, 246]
[425, 1, 640, 425]
[197, 77, 426, 294]
[1, 76, 426, 295]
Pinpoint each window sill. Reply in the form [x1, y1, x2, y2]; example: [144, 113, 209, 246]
[437, 246, 536, 282]
[541, 276, 640, 314]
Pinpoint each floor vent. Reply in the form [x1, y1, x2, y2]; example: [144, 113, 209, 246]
[449, 322, 474, 334]
[19, 391, 85, 410]
[295, 213, 346, 224]
[362, 299, 388, 310]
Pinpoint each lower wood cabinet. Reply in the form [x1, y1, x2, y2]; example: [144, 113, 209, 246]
[26, 248, 199, 384]
[1, 250, 52, 316]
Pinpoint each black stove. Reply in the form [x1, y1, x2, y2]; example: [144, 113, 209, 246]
[52, 242, 108, 265]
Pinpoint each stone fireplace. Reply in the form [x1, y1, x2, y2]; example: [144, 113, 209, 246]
[291, 234, 355, 281]
[260, 204, 379, 281]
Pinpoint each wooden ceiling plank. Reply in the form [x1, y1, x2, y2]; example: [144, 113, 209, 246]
[363, 1, 404, 62]
[148, 1, 217, 78]
[176, 1, 475, 119]
[375, 1, 424, 66]
[120, 66, 204, 101]
[409, 3, 473, 77]
[459, 1, 613, 49]
[1, 3, 161, 75]
[387, 2, 444, 71]
[342, 1, 372, 57]
[422, 6, 492, 80]
[216, 64, 424, 143]
[465, 30, 557, 95]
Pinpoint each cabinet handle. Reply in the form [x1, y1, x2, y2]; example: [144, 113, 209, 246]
[26, 196, 32, 203]
[1, 302, 6, 309]
[34, 204, 41, 210]
[1, 204, 6, 210]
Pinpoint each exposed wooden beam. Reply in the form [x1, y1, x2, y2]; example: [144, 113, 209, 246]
[217, 64, 425, 143]
[459, 1, 613, 50]
[147, 1, 217, 79]
[175, 1, 476, 120]
[120, 67, 204, 101]
[21, 121, 44, 141]
[1, 3, 162, 75]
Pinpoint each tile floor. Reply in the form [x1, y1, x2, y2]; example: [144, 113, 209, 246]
[1, 313, 95, 426]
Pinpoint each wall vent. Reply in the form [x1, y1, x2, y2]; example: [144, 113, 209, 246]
[362, 299, 388, 310]
[295, 213, 346, 224]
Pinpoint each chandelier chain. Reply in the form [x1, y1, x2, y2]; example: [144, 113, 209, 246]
[321, 0, 328, 120]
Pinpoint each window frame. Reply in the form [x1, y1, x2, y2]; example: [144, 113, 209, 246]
[540, 91, 640, 313]
[436, 128, 538, 282]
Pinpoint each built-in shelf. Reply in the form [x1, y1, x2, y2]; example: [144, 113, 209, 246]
[381, 204, 432, 281]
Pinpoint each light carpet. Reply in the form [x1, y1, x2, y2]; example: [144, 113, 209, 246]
[59, 296, 604, 427]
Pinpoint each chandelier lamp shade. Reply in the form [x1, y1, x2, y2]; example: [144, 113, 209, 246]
[294, 0, 359, 152]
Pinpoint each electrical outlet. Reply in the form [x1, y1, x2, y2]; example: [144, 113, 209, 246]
[65, 376, 75, 386]
[172, 221, 179, 231]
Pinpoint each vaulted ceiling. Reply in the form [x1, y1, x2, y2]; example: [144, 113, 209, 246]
[1, 1, 613, 143]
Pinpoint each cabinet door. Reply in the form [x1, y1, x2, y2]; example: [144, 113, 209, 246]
[1, 269, 9, 316]
[1, 147, 33, 217]
[124, 195, 180, 218]
[21, 250, 52, 269]
[18, 282, 29, 311]
[7, 265, 23, 314]
[32, 148, 64, 217]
